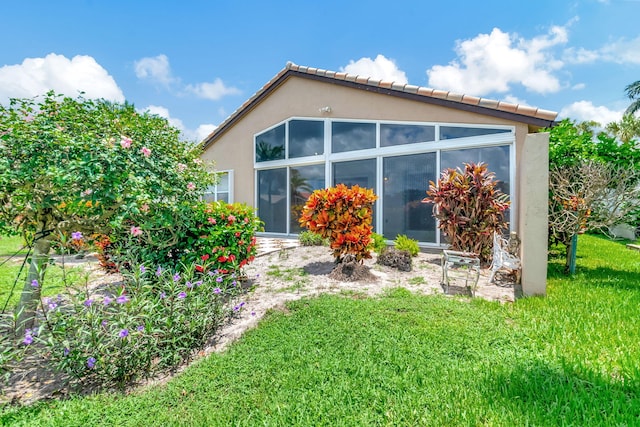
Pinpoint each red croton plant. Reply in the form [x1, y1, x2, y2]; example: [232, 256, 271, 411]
[299, 184, 377, 263]
[423, 162, 509, 264]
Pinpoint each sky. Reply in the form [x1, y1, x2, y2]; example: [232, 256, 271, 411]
[1, 0, 639, 142]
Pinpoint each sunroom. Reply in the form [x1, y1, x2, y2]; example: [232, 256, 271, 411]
[201, 62, 556, 294]
[253, 117, 514, 246]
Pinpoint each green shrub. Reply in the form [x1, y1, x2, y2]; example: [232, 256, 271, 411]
[423, 162, 509, 263]
[394, 234, 420, 256]
[369, 232, 387, 255]
[38, 256, 245, 388]
[111, 201, 263, 274]
[298, 230, 327, 246]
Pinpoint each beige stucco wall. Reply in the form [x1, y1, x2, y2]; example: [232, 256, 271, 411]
[518, 132, 549, 295]
[201, 76, 534, 210]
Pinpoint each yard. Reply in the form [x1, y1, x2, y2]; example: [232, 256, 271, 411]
[1, 233, 640, 426]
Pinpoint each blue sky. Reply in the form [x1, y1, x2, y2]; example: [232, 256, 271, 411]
[2, 0, 639, 141]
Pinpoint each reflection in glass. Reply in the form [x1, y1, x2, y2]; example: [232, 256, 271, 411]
[289, 120, 324, 158]
[203, 172, 229, 202]
[258, 168, 287, 233]
[290, 164, 325, 233]
[331, 122, 376, 153]
[440, 126, 510, 140]
[216, 172, 229, 192]
[255, 124, 285, 162]
[383, 153, 437, 242]
[333, 158, 377, 229]
[380, 124, 435, 147]
[440, 145, 510, 194]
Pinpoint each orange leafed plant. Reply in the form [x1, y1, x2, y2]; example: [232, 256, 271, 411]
[299, 184, 377, 263]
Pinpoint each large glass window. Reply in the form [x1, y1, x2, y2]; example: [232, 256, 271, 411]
[331, 122, 376, 153]
[440, 145, 510, 194]
[253, 118, 515, 242]
[383, 154, 437, 242]
[333, 158, 377, 229]
[380, 124, 435, 147]
[289, 120, 324, 158]
[333, 158, 376, 189]
[255, 124, 285, 162]
[258, 168, 287, 233]
[440, 126, 510, 140]
[290, 164, 325, 233]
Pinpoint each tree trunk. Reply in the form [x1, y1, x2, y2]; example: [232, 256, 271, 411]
[564, 233, 578, 275]
[15, 238, 51, 337]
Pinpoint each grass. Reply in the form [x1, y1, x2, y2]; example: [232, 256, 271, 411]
[2, 234, 640, 425]
[0, 235, 84, 312]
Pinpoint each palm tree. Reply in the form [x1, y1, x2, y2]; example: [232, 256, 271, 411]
[606, 114, 640, 143]
[255, 140, 284, 162]
[624, 80, 640, 116]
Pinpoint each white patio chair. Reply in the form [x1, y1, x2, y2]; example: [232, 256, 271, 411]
[488, 231, 521, 284]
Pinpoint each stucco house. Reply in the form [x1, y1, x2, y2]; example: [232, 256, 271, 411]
[201, 62, 558, 295]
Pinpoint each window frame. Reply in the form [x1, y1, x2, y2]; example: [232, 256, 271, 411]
[203, 170, 233, 203]
[253, 117, 516, 243]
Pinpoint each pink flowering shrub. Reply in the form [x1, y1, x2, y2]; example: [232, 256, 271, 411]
[114, 200, 263, 275]
[183, 201, 263, 274]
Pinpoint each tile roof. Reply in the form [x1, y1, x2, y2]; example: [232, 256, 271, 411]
[202, 62, 558, 148]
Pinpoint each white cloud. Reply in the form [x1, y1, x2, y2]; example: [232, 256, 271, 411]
[142, 104, 217, 142]
[501, 94, 531, 107]
[0, 53, 124, 103]
[341, 54, 408, 83]
[599, 36, 640, 64]
[559, 100, 623, 125]
[134, 54, 240, 101]
[564, 36, 640, 65]
[134, 54, 176, 85]
[194, 124, 217, 142]
[563, 47, 600, 64]
[144, 105, 185, 130]
[185, 78, 241, 101]
[426, 26, 568, 96]
[571, 83, 586, 90]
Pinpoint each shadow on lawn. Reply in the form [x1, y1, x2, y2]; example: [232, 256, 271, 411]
[484, 359, 640, 424]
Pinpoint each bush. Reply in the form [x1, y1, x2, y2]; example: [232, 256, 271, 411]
[394, 234, 419, 256]
[377, 247, 412, 272]
[369, 232, 387, 255]
[299, 184, 377, 263]
[111, 201, 263, 275]
[298, 230, 327, 246]
[423, 162, 509, 263]
[39, 257, 245, 388]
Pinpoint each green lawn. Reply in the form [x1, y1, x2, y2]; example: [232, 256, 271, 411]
[2, 234, 640, 426]
[0, 235, 83, 312]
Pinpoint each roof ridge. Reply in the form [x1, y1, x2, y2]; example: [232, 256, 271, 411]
[286, 62, 557, 121]
[201, 62, 557, 147]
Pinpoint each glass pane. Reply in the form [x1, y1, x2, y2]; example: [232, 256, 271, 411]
[216, 172, 229, 192]
[203, 192, 215, 203]
[331, 122, 376, 153]
[255, 124, 285, 162]
[289, 120, 324, 158]
[383, 153, 437, 243]
[333, 158, 377, 230]
[290, 164, 325, 233]
[440, 145, 510, 195]
[380, 124, 435, 147]
[258, 168, 287, 233]
[440, 126, 510, 140]
[218, 193, 229, 203]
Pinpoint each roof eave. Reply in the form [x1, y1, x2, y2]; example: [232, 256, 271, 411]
[202, 68, 558, 149]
